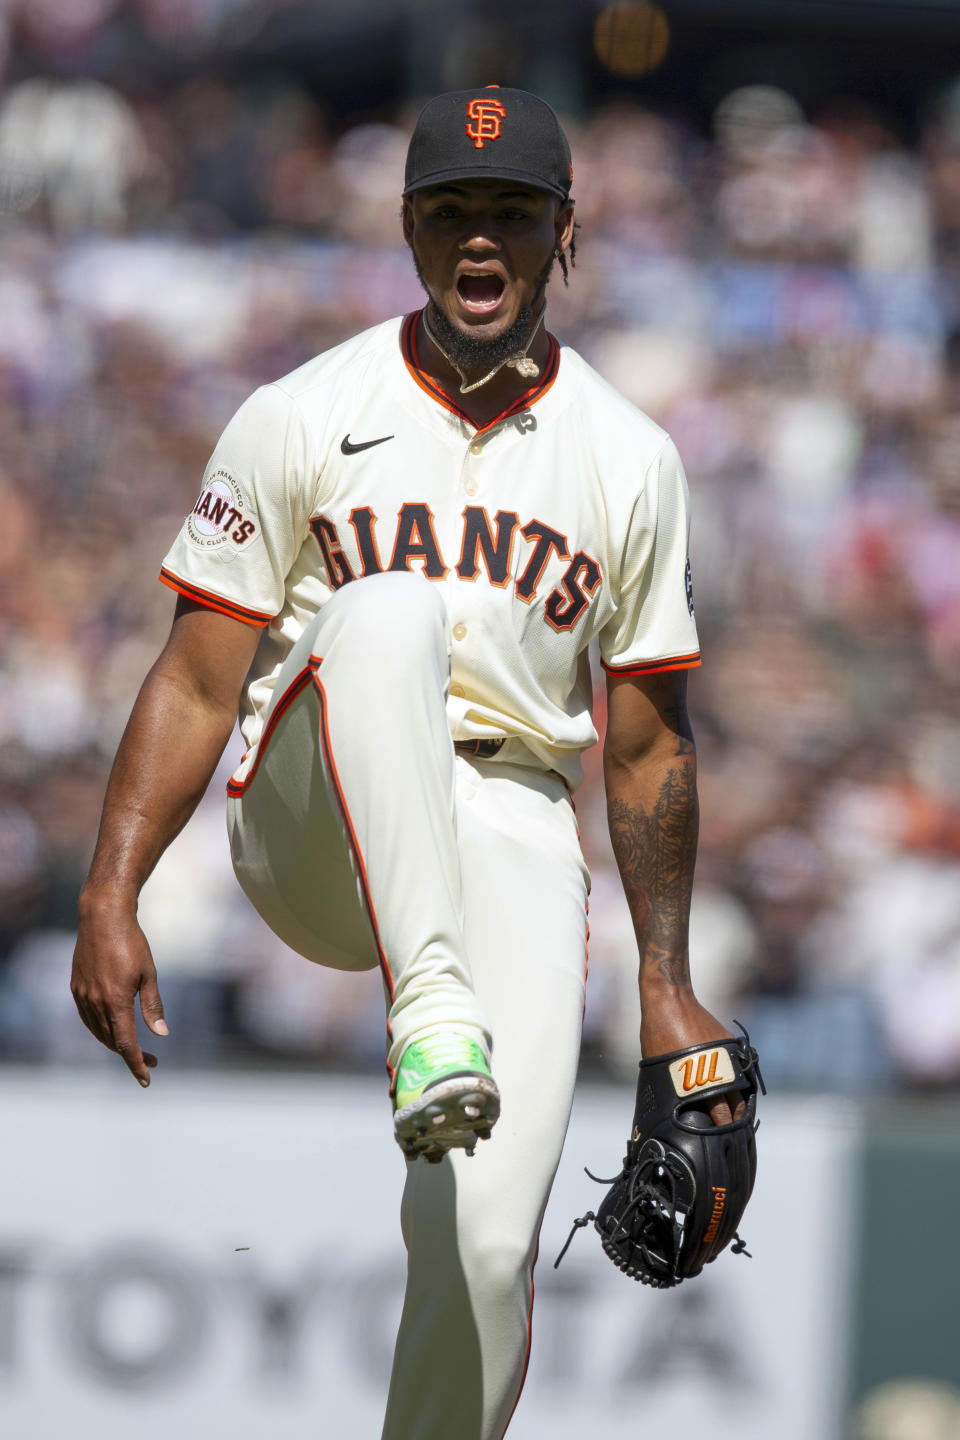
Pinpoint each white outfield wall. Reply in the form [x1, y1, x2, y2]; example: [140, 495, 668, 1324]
[0, 1072, 857, 1440]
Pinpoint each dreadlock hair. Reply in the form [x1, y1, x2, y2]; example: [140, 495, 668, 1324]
[558, 221, 580, 287]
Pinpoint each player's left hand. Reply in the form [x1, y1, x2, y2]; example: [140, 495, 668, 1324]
[639, 992, 746, 1126]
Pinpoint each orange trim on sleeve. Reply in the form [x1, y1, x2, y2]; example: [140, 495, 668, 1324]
[159, 568, 273, 628]
[400, 310, 561, 435]
[602, 650, 702, 677]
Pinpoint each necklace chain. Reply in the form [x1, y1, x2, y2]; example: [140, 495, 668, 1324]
[422, 305, 546, 395]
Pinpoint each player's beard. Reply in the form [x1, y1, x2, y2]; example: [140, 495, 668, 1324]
[413, 252, 554, 376]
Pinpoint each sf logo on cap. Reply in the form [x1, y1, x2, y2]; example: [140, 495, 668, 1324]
[466, 97, 506, 149]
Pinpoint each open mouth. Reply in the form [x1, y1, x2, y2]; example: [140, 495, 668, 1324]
[456, 272, 506, 315]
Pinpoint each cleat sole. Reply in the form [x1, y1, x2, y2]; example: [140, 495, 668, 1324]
[394, 1074, 500, 1163]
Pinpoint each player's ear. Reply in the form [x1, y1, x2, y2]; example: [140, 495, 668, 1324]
[556, 200, 575, 254]
[401, 197, 415, 248]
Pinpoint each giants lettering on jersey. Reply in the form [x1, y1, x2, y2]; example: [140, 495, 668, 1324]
[309, 505, 603, 632]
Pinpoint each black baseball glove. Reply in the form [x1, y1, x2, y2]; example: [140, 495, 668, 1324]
[555, 1025, 764, 1288]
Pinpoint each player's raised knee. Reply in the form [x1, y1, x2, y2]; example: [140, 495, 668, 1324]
[329, 572, 449, 659]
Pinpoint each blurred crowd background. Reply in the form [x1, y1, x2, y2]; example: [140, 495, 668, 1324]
[2, 0, 960, 1091]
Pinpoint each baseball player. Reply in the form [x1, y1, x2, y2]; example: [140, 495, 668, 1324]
[72, 87, 741, 1439]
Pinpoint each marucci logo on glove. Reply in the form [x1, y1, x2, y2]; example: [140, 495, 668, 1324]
[669, 1046, 735, 1096]
[702, 1187, 727, 1245]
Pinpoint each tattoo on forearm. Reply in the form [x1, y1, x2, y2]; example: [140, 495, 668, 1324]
[608, 759, 698, 987]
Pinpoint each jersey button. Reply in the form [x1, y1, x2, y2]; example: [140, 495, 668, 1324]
[451, 683, 465, 698]
[464, 477, 478, 496]
[453, 623, 468, 641]
[469, 441, 483, 455]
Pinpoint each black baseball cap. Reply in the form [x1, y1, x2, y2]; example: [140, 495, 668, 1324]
[403, 86, 573, 202]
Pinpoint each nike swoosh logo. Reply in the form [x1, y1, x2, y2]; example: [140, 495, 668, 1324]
[341, 433, 394, 455]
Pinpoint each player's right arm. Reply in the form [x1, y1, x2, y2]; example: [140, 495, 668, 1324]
[71, 598, 262, 1086]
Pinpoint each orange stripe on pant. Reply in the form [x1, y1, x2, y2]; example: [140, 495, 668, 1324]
[311, 664, 398, 1050]
[226, 654, 397, 1067]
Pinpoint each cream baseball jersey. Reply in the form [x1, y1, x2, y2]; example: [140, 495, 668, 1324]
[160, 313, 700, 790]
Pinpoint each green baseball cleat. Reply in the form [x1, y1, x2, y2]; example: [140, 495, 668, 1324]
[393, 1030, 500, 1164]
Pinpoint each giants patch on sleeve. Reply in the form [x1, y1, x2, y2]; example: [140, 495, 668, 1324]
[186, 470, 258, 550]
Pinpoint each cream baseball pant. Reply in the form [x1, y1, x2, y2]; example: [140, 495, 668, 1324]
[227, 572, 590, 1440]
